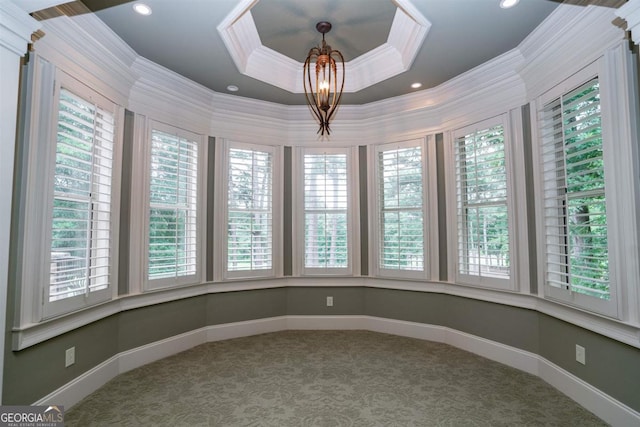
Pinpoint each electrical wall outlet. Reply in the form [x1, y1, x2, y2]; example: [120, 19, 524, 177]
[65, 347, 75, 367]
[575, 344, 586, 365]
[326, 296, 333, 307]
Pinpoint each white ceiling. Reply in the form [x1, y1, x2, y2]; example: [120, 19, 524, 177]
[72, 0, 571, 105]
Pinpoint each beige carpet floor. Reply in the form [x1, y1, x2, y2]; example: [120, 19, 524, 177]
[65, 330, 606, 426]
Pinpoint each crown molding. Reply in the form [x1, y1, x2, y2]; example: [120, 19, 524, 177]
[0, 1, 40, 56]
[30, 2, 628, 146]
[616, 0, 640, 45]
[34, 11, 136, 106]
[214, 47, 527, 144]
[518, 4, 624, 100]
[365, 48, 525, 114]
[9, 0, 66, 14]
[217, 0, 430, 94]
[129, 57, 215, 134]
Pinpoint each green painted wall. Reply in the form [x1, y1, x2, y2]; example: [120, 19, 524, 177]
[538, 314, 640, 411]
[4, 315, 119, 405]
[365, 287, 449, 325]
[3, 287, 640, 415]
[206, 288, 287, 325]
[118, 297, 207, 352]
[287, 286, 364, 315]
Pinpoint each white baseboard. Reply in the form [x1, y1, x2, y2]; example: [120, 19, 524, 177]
[287, 315, 370, 330]
[35, 354, 120, 412]
[364, 316, 540, 375]
[206, 316, 288, 342]
[117, 328, 209, 374]
[35, 315, 640, 426]
[538, 358, 640, 427]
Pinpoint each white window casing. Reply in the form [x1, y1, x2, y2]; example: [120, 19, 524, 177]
[450, 115, 516, 291]
[370, 138, 436, 280]
[144, 120, 204, 290]
[533, 48, 640, 320]
[293, 146, 359, 276]
[18, 64, 123, 322]
[220, 140, 282, 280]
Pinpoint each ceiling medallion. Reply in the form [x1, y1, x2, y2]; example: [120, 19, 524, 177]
[303, 21, 345, 136]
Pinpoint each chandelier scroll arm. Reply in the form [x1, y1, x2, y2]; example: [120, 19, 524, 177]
[324, 49, 345, 125]
[303, 52, 324, 125]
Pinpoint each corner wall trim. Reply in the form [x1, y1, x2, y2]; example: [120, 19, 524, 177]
[35, 316, 640, 426]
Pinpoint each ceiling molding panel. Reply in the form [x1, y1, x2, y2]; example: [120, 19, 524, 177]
[345, 44, 404, 92]
[245, 45, 299, 92]
[387, 1, 431, 68]
[217, 0, 430, 94]
[219, 2, 261, 74]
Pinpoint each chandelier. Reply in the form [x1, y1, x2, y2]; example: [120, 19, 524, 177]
[303, 22, 345, 136]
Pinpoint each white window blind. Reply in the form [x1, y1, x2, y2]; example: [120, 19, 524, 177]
[49, 88, 114, 302]
[227, 147, 273, 271]
[148, 129, 198, 280]
[378, 146, 424, 271]
[455, 125, 510, 279]
[304, 153, 349, 269]
[540, 78, 610, 300]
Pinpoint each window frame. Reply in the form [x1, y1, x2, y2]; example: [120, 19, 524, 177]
[18, 67, 124, 322]
[220, 140, 282, 280]
[532, 58, 639, 319]
[370, 138, 436, 280]
[293, 146, 359, 276]
[143, 120, 205, 290]
[449, 115, 516, 291]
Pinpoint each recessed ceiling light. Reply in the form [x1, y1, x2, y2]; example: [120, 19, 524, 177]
[133, 3, 152, 16]
[500, 0, 519, 8]
[411, 83, 422, 89]
[227, 85, 239, 92]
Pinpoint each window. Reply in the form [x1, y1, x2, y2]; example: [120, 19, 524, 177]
[453, 118, 512, 289]
[44, 84, 118, 318]
[147, 123, 200, 288]
[539, 76, 614, 314]
[371, 140, 433, 279]
[225, 143, 277, 278]
[296, 147, 357, 275]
